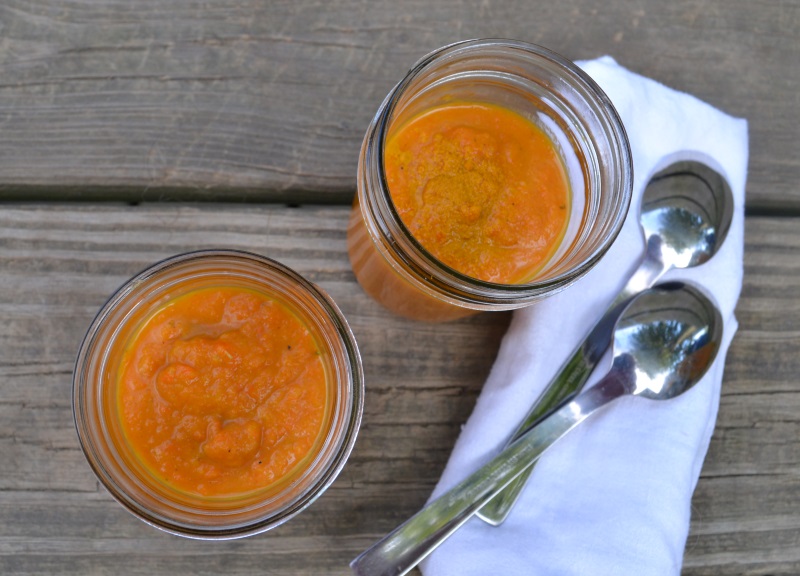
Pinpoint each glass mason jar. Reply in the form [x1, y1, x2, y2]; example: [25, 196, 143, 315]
[73, 250, 363, 539]
[348, 39, 633, 321]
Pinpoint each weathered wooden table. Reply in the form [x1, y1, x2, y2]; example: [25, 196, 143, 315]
[2, 1, 798, 574]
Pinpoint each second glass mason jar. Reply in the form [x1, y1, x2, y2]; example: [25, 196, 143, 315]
[348, 39, 633, 321]
[73, 250, 363, 539]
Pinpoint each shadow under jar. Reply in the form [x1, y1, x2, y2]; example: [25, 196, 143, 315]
[73, 250, 363, 539]
[348, 39, 633, 321]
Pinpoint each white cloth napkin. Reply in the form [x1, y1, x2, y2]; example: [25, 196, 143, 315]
[420, 57, 748, 576]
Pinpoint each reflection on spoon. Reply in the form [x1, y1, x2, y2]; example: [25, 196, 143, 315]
[477, 160, 733, 525]
[350, 283, 723, 576]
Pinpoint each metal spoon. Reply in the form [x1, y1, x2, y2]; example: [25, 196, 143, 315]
[350, 283, 722, 576]
[477, 160, 733, 525]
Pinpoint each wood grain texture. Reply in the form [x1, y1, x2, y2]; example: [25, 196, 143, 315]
[0, 0, 797, 209]
[0, 204, 798, 575]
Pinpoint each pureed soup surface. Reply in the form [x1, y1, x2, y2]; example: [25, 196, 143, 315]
[385, 102, 570, 284]
[117, 286, 328, 498]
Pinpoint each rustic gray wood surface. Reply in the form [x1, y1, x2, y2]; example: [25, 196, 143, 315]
[0, 0, 798, 209]
[1, 1, 799, 575]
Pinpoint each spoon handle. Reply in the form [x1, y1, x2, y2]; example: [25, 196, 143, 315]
[476, 238, 669, 526]
[350, 373, 628, 576]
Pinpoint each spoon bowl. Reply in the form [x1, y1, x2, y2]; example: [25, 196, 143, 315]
[640, 161, 734, 270]
[350, 283, 723, 576]
[609, 282, 723, 400]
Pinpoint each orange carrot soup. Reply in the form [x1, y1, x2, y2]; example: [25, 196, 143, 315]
[384, 102, 570, 284]
[117, 286, 329, 498]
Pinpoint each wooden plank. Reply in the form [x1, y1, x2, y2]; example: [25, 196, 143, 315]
[0, 0, 796, 209]
[0, 205, 798, 574]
